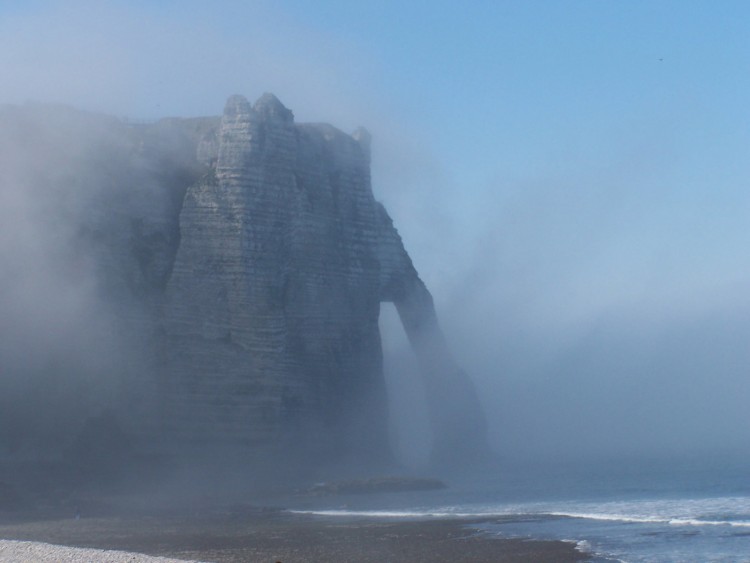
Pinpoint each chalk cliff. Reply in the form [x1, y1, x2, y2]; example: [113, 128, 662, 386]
[0, 95, 487, 466]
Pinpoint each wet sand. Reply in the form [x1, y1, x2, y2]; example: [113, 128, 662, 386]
[0, 511, 588, 562]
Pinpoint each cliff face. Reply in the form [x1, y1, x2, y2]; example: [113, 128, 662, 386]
[0, 95, 487, 465]
[161, 94, 389, 459]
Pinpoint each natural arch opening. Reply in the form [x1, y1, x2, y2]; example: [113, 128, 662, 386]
[379, 302, 432, 469]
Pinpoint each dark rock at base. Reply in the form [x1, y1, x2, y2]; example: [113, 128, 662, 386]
[307, 476, 447, 495]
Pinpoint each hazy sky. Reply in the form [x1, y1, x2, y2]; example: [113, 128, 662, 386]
[2, 0, 749, 462]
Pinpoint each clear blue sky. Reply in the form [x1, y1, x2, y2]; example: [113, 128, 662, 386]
[3, 0, 750, 459]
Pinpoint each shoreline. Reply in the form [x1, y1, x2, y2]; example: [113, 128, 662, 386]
[0, 511, 590, 562]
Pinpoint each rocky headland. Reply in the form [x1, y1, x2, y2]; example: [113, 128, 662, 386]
[0, 94, 487, 474]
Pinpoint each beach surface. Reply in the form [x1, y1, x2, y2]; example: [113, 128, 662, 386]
[0, 511, 588, 562]
[0, 540, 201, 563]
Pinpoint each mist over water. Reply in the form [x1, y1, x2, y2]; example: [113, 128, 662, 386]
[0, 106, 121, 454]
[2, 1, 750, 478]
[4, 7, 750, 563]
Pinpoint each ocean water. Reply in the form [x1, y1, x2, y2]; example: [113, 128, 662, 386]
[290, 454, 750, 562]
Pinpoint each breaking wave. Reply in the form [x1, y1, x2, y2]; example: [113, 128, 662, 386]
[291, 495, 750, 529]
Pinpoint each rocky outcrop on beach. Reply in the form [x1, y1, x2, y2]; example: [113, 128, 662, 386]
[306, 476, 447, 495]
[0, 94, 487, 466]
